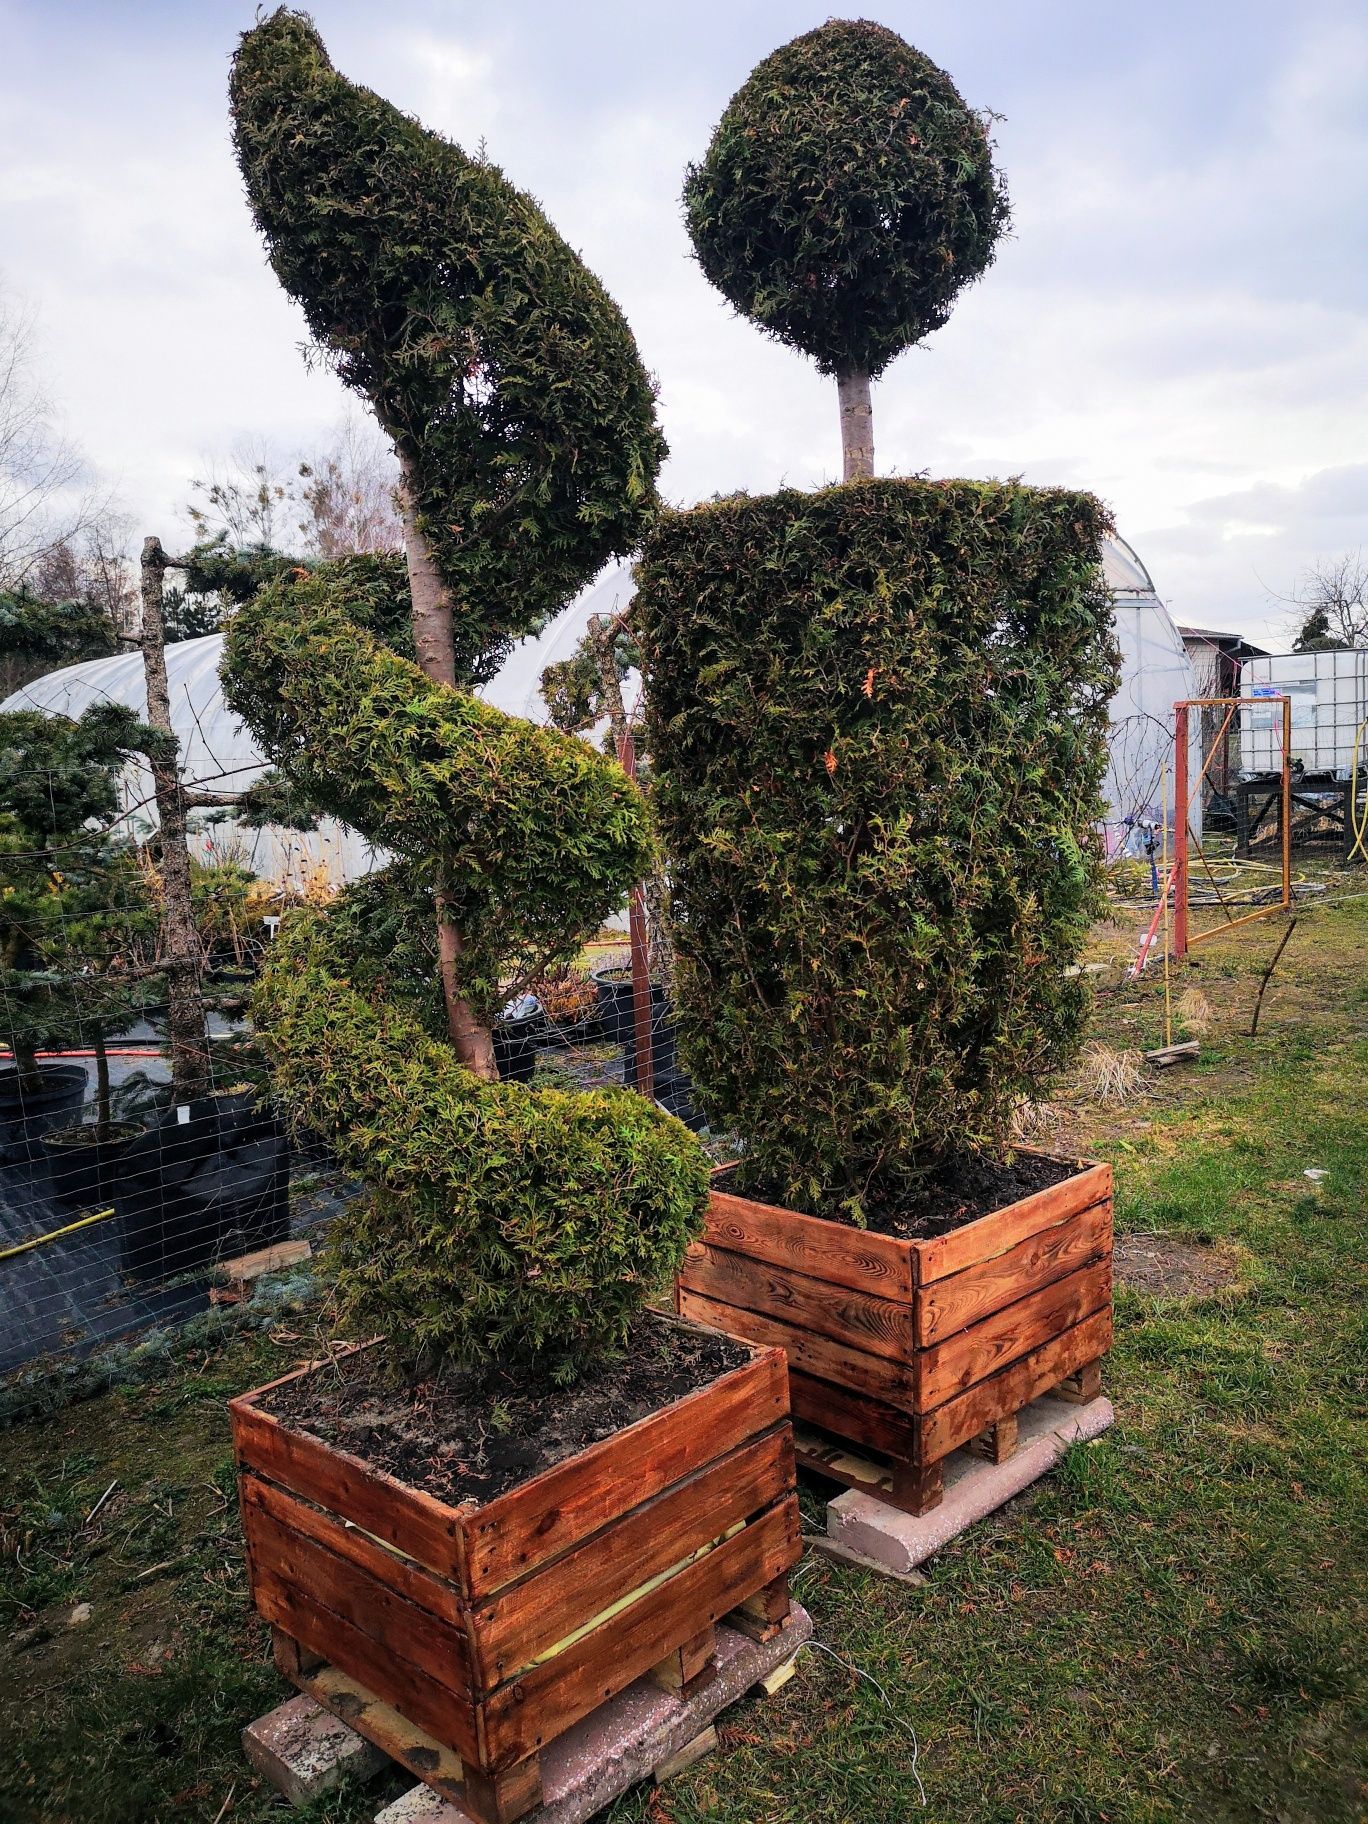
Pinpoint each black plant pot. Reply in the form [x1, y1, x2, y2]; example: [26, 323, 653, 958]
[594, 968, 680, 1091]
[118, 1092, 290, 1281]
[0, 1064, 89, 1163]
[493, 1004, 546, 1084]
[41, 1120, 144, 1210]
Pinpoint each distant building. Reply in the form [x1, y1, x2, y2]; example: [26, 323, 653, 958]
[1177, 626, 1268, 699]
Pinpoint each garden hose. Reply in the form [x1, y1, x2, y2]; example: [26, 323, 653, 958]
[1349, 718, 1368, 863]
[0, 1205, 117, 1262]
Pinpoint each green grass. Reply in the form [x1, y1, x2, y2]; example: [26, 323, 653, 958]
[2, 900, 1365, 1824]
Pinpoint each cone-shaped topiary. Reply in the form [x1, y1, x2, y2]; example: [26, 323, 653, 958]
[223, 10, 706, 1376]
[683, 19, 1009, 478]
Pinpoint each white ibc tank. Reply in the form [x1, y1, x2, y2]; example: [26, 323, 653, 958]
[1241, 649, 1368, 778]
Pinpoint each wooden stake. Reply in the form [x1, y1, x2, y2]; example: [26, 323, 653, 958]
[1247, 917, 1298, 1038]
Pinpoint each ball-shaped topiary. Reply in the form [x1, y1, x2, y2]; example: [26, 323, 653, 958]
[224, 11, 707, 1376]
[683, 20, 1009, 477]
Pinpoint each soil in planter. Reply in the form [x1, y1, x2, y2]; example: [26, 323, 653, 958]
[716, 1150, 1079, 1241]
[258, 1313, 752, 1507]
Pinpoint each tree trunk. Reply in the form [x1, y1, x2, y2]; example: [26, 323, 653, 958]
[398, 453, 459, 687]
[396, 462, 498, 1080]
[140, 537, 212, 1103]
[588, 614, 674, 996]
[93, 1028, 111, 1143]
[836, 368, 874, 482]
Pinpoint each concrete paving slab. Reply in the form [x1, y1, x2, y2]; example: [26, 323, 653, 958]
[824, 1394, 1114, 1578]
[243, 1690, 387, 1807]
[373, 1604, 813, 1824]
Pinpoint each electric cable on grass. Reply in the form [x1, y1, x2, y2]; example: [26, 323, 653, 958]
[802, 1638, 927, 1807]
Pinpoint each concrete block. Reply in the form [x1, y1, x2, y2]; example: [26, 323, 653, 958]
[374, 1604, 813, 1824]
[244, 1691, 387, 1807]
[824, 1394, 1115, 1579]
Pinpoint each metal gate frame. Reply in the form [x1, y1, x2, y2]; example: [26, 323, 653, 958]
[1173, 695, 1291, 959]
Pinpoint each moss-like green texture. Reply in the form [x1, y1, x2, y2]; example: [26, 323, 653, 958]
[684, 20, 1009, 377]
[637, 479, 1118, 1220]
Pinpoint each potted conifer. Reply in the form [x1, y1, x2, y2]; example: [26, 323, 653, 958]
[637, 22, 1120, 1516]
[0, 705, 160, 1170]
[222, 17, 799, 1820]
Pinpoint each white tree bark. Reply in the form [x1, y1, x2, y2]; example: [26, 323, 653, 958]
[837, 368, 874, 482]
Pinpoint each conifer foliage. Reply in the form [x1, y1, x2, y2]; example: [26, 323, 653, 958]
[223, 10, 705, 1375]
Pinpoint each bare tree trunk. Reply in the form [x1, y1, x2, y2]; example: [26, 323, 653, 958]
[140, 537, 211, 1102]
[398, 454, 458, 687]
[93, 1028, 111, 1142]
[588, 614, 674, 995]
[836, 368, 874, 481]
[396, 461, 498, 1080]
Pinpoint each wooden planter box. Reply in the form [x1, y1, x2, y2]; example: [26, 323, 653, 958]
[230, 1323, 800, 1824]
[676, 1152, 1113, 1517]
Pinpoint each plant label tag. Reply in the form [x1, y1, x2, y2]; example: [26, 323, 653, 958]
[176, 1105, 190, 1124]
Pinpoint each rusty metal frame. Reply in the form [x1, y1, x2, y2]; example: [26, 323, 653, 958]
[1173, 694, 1292, 958]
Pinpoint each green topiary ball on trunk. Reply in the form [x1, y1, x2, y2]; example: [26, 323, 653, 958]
[683, 19, 1009, 380]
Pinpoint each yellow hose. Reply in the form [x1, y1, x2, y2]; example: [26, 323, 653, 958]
[0, 1205, 117, 1262]
[1349, 718, 1368, 863]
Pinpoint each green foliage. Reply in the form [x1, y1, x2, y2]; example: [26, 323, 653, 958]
[541, 623, 638, 739]
[683, 20, 1009, 378]
[257, 907, 707, 1377]
[637, 480, 1118, 1221]
[225, 11, 706, 1373]
[0, 706, 160, 1083]
[229, 8, 666, 654]
[0, 589, 120, 692]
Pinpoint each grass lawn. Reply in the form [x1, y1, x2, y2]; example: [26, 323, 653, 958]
[1, 897, 1364, 1824]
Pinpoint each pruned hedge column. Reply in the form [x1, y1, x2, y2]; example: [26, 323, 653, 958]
[636, 480, 1118, 1224]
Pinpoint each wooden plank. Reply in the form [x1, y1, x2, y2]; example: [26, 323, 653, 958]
[469, 1425, 793, 1687]
[786, 1368, 919, 1462]
[914, 1159, 1111, 1284]
[230, 1397, 465, 1586]
[463, 1757, 544, 1824]
[727, 1574, 791, 1644]
[682, 1241, 913, 1361]
[251, 1562, 480, 1762]
[677, 1289, 912, 1406]
[1055, 1358, 1104, 1403]
[919, 1307, 1114, 1463]
[916, 1199, 1111, 1345]
[243, 1494, 472, 1700]
[481, 1496, 800, 1769]
[705, 1182, 913, 1300]
[295, 1662, 466, 1805]
[918, 1259, 1112, 1409]
[463, 1345, 786, 1597]
[240, 1473, 463, 1627]
[214, 1238, 311, 1285]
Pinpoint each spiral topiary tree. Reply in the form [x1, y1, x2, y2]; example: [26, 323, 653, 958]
[684, 19, 1009, 479]
[223, 10, 706, 1375]
[636, 24, 1118, 1225]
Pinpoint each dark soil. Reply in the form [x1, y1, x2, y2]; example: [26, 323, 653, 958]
[256, 1312, 750, 1508]
[717, 1150, 1078, 1240]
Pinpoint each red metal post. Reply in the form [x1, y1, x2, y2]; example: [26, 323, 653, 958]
[1173, 703, 1189, 960]
[615, 730, 655, 1101]
[1281, 695, 1292, 910]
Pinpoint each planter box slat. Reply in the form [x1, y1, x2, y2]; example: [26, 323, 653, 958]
[679, 1155, 1113, 1514]
[683, 1239, 914, 1361]
[918, 1257, 1112, 1407]
[465, 1347, 788, 1597]
[244, 1489, 473, 1698]
[786, 1367, 919, 1461]
[251, 1563, 481, 1760]
[708, 1187, 914, 1299]
[241, 1474, 463, 1627]
[231, 1324, 801, 1821]
[920, 1306, 1115, 1463]
[678, 1287, 914, 1404]
[915, 1159, 1112, 1283]
[917, 1200, 1112, 1346]
[479, 1493, 800, 1771]
[470, 1423, 794, 1687]
[233, 1396, 464, 1583]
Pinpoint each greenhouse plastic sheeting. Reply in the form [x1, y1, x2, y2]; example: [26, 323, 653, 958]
[1, 538, 1192, 880]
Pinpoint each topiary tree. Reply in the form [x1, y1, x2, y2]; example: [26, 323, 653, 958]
[683, 19, 1009, 480]
[223, 10, 705, 1376]
[635, 27, 1117, 1225]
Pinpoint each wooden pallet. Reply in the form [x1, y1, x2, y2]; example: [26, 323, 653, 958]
[677, 1150, 1113, 1516]
[230, 1320, 801, 1824]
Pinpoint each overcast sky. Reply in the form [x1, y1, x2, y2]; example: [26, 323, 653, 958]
[1, 0, 1365, 648]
